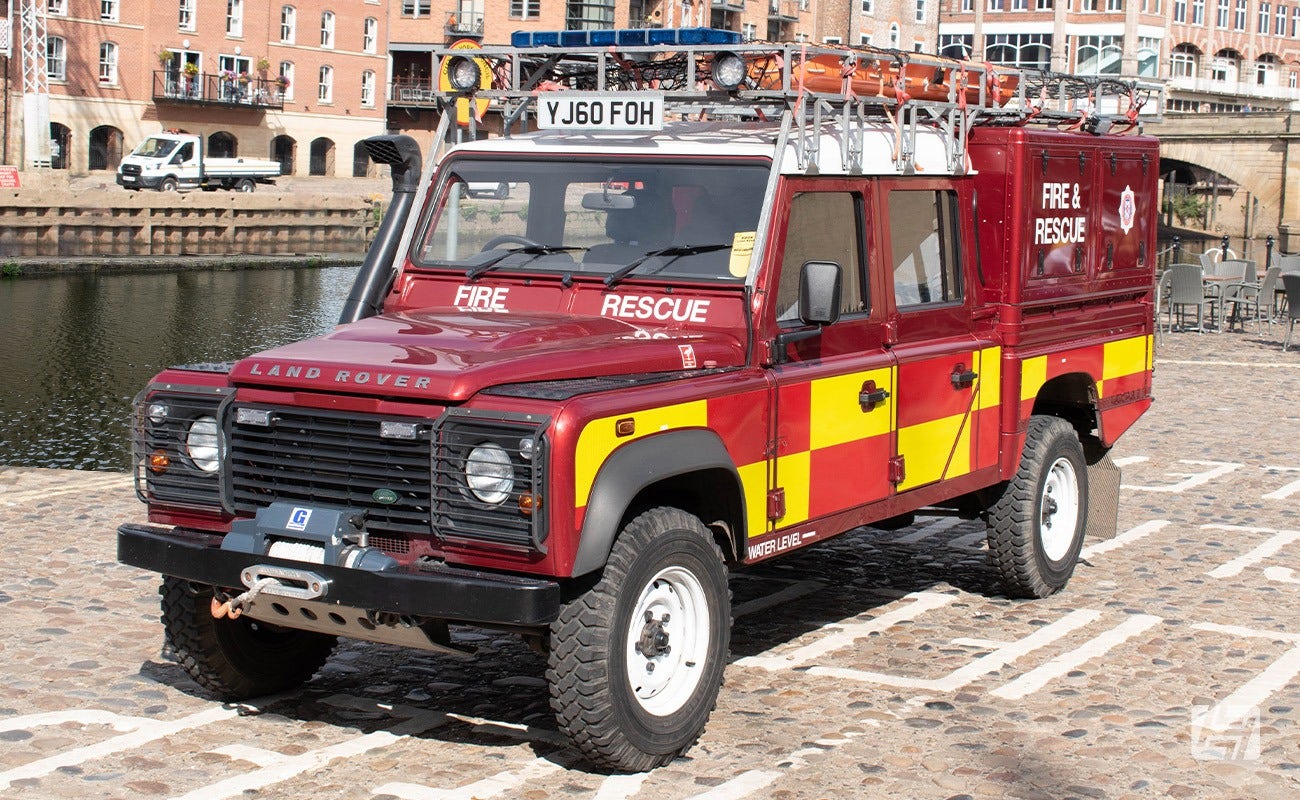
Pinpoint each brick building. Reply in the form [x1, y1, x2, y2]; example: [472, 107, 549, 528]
[4, 0, 388, 176]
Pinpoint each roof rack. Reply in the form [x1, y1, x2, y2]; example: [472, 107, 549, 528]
[428, 34, 1164, 175]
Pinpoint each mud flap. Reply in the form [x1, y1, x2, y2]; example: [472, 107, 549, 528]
[1084, 453, 1120, 542]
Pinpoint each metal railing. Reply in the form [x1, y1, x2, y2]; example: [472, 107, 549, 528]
[152, 71, 284, 110]
[445, 11, 484, 36]
[1167, 74, 1300, 102]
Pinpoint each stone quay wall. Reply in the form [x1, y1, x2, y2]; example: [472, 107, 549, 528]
[0, 191, 377, 260]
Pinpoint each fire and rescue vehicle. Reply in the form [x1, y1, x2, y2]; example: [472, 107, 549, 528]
[118, 31, 1161, 772]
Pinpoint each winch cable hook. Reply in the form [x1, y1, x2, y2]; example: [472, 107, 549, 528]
[210, 577, 279, 620]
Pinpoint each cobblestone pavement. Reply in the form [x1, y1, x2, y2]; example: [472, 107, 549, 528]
[1, 329, 1298, 800]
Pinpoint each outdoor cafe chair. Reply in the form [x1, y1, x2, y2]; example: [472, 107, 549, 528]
[1283, 273, 1300, 351]
[1222, 266, 1281, 333]
[1279, 255, 1300, 274]
[1154, 269, 1174, 341]
[1168, 263, 1218, 333]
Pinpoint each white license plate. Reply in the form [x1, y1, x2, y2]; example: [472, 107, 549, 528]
[535, 92, 664, 132]
[121, 175, 135, 182]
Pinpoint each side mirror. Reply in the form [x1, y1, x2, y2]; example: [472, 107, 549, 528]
[799, 260, 842, 326]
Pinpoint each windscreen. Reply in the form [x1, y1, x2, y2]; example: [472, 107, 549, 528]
[415, 159, 769, 282]
[132, 137, 178, 159]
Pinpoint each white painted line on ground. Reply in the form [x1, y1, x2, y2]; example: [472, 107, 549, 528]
[891, 516, 962, 544]
[1263, 566, 1300, 585]
[1111, 455, 1150, 468]
[210, 744, 294, 768]
[0, 706, 237, 790]
[177, 709, 448, 800]
[685, 769, 784, 800]
[806, 609, 1102, 692]
[1080, 519, 1171, 559]
[1190, 645, 1300, 732]
[991, 614, 1162, 699]
[1261, 466, 1300, 500]
[1122, 460, 1241, 493]
[592, 771, 650, 800]
[733, 579, 826, 619]
[948, 531, 987, 550]
[737, 591, 956, 671]
[0, 709, 152, 733]
[1203, 525, 1300, 578]
[1192, 622, 1300, 645]
[1158, 360, 1300, 368]
[374, 756, 564, 800]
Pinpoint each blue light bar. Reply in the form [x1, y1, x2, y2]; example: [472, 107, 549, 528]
[510, 27, 741, 48]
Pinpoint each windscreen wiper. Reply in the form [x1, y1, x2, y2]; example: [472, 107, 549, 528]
[602, 243, 733, 288]
[465, 245, 586, 281]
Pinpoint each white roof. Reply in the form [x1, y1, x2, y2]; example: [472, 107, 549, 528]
[447, 119, 959, 176]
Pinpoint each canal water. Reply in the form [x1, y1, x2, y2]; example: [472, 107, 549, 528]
[0, 266, 359, 472]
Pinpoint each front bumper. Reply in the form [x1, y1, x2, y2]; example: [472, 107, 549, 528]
[117, 523, 561, 627]
[116, 172, 160, 189]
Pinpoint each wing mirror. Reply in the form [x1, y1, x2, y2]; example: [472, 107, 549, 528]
[799, 260, 842, 326]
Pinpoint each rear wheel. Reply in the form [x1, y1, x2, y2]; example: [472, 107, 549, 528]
[987, 415, 1088, 598]
[548, 507, 730, 771]
[234, 178, 256, 193]
[160, 577, 336, 699]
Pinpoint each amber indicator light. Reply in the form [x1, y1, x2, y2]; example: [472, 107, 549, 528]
[518, 493, 542, 515]
[615, 418, 635, 437]
[148, 450, 171, 473]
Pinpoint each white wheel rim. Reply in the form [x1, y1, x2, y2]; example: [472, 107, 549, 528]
[624, 565, 710, 717]
[1039, 456, 1080, 562]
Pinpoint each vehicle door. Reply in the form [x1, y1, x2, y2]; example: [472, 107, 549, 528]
[878, 179, 997, 493]
[757, 179, 895, 549]
[171, 140, 199, 184]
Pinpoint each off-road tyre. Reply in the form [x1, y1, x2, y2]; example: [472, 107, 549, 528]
[158, 177, 178, 192]
[987, 415, 1089, 599]
[547, 507, 731, 772]
[159, 577, 336, 699]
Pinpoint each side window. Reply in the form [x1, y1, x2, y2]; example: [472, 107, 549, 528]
[775, 191, 866, 323]
[888, 189, 961, 308]
[175, 142, 194, 162]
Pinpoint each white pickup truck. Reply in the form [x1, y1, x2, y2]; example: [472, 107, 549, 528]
[116, 132, 280, 192]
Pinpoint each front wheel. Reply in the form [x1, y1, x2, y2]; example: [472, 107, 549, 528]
[158, 177, 178, 192]
[159, 577, 336, 699]
[548, 507, 730, 772]
[987, 415, 1089, 598]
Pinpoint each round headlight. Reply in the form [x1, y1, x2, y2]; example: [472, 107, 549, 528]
[448, 56, 480, 92]
[710, 52, 746, 90]
[147, 402, 169, 424]
[465, 442, 514, 504]
[185, 415, 221, 474]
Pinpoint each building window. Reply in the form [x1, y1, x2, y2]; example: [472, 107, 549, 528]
[915, 0, 926, 20]
[1293, 6, 1300, 35]
[1192, 0, 1205, 22]
[47, 36, 66, 79]
[227, 0, 243, 36]
[1258, 1, 1270, 30]
[321, 11, 335, 48]
[1137, 37, 1159, 77]
[318, 65, 333, 102]
[861, 0, 874, 11]
[567, 0, 616, 30]
[1276, 4, 1287, 33]
[823, 36, 843, 44]
[1075, 35, 1122, 74]
[889, 22, 900, 47]
[511, 0, 540, 16]
[402, 0, 431, 16]
[281, 6, 296, 43]
[742, 22, 757, 40]
[987, 33, 1052, 70]
[1210, 51, 1239, 82]
[361, 70, 375, 106]
[1079, 0, 1098, 9]
[988, 0, 1005, 9]
[99, 42, 118, 84]
[279, 61, 295, 100]
[1235, 0, 1247, 29]
[1106, 0, 1121, 9]
[1170, 44, 1198, 78]
[1173, 0, 1186, 21]
[178, 0, 195, 30]
[1216, 0, 1228, 26]
[47, 0, 65, 15]
[363, 17, 377, 53]
[1036, 0, 1053, 7]
[939, 34, 973, 59]
[1012, 0, 1028, 8]
[101, 0, 117, 21]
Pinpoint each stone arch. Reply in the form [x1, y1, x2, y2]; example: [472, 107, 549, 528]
[88, 125, 123, 171]
[208, 131, 238, 158]
[271, 135, 296, 176]
[50, 122, 71, 170]
[352, 140, 371, 178]
[309, 137, 335, 176]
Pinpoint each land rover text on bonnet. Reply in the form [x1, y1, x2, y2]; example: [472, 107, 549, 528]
[118, 31, 1161, 771]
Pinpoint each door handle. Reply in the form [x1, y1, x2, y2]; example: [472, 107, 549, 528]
[859, 380, 889, 410]
[950, 365, 978, 389]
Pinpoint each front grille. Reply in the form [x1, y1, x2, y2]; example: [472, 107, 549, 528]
[229, 406, 435, 539]
[121, 164, 142, 176]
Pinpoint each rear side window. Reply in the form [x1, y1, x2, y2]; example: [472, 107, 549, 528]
[888, 190, 961, 308]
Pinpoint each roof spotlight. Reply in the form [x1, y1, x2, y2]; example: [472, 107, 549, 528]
[710, 52, 746, 91]
[447, 56, 480, 92]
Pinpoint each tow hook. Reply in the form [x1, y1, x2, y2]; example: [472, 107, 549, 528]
[210, 577, 278, 619]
